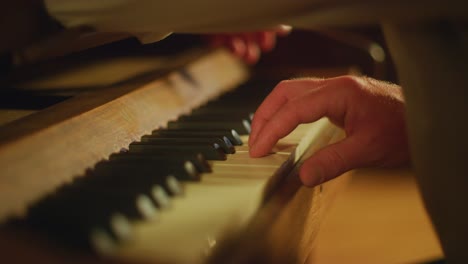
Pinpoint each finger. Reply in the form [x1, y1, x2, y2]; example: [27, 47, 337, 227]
[250, 88, 331, 157]
[226, 36, 247, 58]
[255, 32, 276, 52]
[298, 136, 364, 187]
[243, 36, 261, 64]
[249, 79, 323, 146]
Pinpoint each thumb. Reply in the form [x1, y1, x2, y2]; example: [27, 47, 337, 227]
[298, 136, 361, 187]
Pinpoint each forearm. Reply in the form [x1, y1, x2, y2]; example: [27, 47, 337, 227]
[43, 0, 301, 34]
[43, 0, 467, 36]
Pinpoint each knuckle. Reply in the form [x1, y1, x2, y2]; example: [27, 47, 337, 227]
[276, 80, 292, 91]
[337, 75, 362, 92]
[276, 80, 289, 87]
[331, 75, 367, 102]
[271, 81, 289, 96]
[338, 74, 359, 84]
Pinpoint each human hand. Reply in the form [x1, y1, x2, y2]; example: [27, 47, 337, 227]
[204, 25, 291, 64]
[249, 76, 410, 187]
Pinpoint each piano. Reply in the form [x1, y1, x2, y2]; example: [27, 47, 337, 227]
[0, 34, 354, 263]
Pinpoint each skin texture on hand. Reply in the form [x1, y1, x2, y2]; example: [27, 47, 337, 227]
[249, 75, 410, 187]
[204, 26, 291, 64]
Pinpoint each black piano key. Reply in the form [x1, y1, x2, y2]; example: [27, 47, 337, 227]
[140, 136, 235, 154]
[129, 142, 227, 161]
[167, 120, 251, 135]
[108, 152, 212, 173]
[177, 112, 253, 122]
[26, 168, 186, 248]
[27, 189, 137, 247]
[93, 159, 200, 181]
[92, 169, 184, 197]
[189, 107, 254, 117]
[88, 192, 157, 221]
[89, 180, 171, 211]
[147, 184, 172, 208]
[77, 169, 180, 206]
[151, 129, 243, 146]
[42, 181, 158, 221]
[20, 79, 283, 253]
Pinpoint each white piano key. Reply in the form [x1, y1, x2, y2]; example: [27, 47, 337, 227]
[112, 118, 341, 264]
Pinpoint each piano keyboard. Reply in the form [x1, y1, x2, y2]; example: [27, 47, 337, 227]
[7, 80, 340, 263]
[115, 119, 340, 264]
[0, 49, 345, 263]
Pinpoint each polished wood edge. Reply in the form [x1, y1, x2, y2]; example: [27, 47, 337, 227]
[0, 49, 248, 221]
[260, 124, 348, 263]
[0, 49, 221, 143]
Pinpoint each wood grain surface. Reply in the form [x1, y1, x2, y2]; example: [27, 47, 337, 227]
[0, 49, 248, 221]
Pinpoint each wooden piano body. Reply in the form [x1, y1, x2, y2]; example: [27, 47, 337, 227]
[0, 36, 351, 263]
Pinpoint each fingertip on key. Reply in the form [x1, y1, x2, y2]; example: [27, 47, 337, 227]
[248, 143, 257, 157]
[249, 143, 262, 158]
[248, 125, 260, 146]
[249, 140, 271, 158]
[248, 133, 256, 147]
